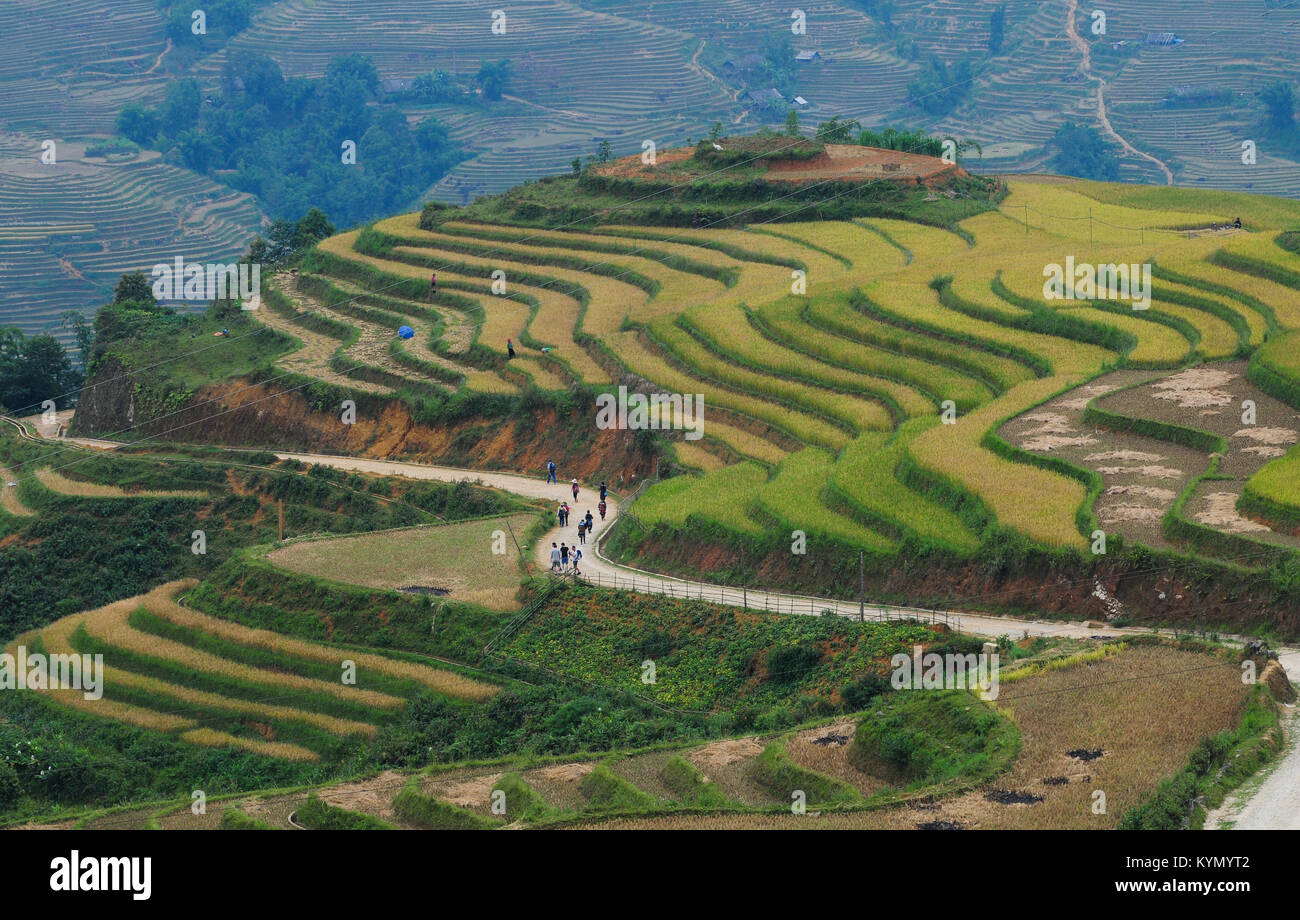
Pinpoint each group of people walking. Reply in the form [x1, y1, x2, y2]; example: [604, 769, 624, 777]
[545, 461, 611, 575]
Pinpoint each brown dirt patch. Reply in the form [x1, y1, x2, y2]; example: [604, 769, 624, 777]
[1104, 484, 1178, 502]
[317, 770, 408, 823]
[1231, 427, 1297, 446]
[1150, 368, 1237, 409]
[1084, 449, 1164, 463]
[1097, 503, 1164, 524]
[689, 736, 764, 770]
[536, 762, 594, 784]
[1194, 492, 1272, 534]
[438, 772, 504, 809]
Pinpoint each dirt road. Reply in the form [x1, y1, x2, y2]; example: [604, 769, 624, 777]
[273, 451, 1210, 642]
[1205, 648, 1300, 829]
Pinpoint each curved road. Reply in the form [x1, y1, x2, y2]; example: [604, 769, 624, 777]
[273, 451, 1173, 642]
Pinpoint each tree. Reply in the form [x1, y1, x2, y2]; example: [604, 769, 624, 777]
[115, 104, 160, 145]
[784, 110, 801, 137]
[709, 121, 724, 142]
[988, 2, 1007, 54]
[113, 271, 157, 307]
[1260, 81, 1296, 134]
[476, 59, 512, 101]
[292, 208, 335, 250]
[0, 329, 82, 413]
[816, 115, 861, 143]
[571, 157, 583, 176]
[596, 139, 613, 163]
[1046, 121, 1120, 181]
[160, 78, 202, 134]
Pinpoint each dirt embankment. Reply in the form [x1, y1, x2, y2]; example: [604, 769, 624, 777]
[619, 530, 1300, 639]
[72, 374, 655, 485]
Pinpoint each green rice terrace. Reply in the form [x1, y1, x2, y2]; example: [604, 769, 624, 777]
[4, 137, 1300, 833]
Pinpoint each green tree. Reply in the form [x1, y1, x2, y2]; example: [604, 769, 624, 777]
[709, 121, 724, 142]
[0, 329, 82, 412]
[114, 104, 159, 145]
[1260, 81, 1296, 134]
[784, 109, 801, 137]
[816, 115, 861, 143]
[1046, 121, 1120, 181]
[113, 271, 157, 306]
[292, 207, 335, 250]
[988, 2, 1007, 54]
[476, 59, 512, 101]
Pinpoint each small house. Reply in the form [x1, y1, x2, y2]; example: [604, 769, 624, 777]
[795, 50, 821, 63]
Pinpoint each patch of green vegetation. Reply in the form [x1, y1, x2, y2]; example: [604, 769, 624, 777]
[393, 779, 502, 829]
[501, 583, 938, 721]
[219, 808, 277, 830]
[746, 742, 859, 805]
[296, 793, 396, 830]
[490, 773, 553, 823]
[579, 762, 657, 812]
[848, 690, 1020, 788]
[660, 756, 734, 808]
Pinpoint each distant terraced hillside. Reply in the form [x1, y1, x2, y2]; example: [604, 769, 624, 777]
[0, 132, 264, 338]
[8, 0, 1300, 344]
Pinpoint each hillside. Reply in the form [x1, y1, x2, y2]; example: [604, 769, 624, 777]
[8, 0, 1300, 346]
[61, 165, 1300, 637]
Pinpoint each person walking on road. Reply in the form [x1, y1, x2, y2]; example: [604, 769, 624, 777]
[598, 499, 607, 521]
[557, 505, 566, 527]
[599, 481, 607, 502]
[571, 478, 580, 501]
[550, 543, 561, 572]
[585, 510, 594, 533]
[546, 459, 556, 484]
[576, 519, 586, 544]
[560, 542, 570, 569]
[571, 546, 582, 575]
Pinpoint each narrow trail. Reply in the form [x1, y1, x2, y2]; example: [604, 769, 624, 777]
[1205, 648, 1300, 830]
[1065, 0, 1174, 185]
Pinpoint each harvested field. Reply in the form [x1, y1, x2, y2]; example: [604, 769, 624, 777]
[34, 468, 207, 499]
[266, 513, 535, 611]
[572, 644, 1249, 829]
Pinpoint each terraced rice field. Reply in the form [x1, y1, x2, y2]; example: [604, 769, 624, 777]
[14, 582, 498, 761]
[288, 177, 1300, 561]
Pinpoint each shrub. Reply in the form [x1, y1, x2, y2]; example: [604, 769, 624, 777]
[578, 763, 656, 811]
[393, 779, 501, 829]
[296, 794, 395, 830]
[840, 674, 889, 710]
[219, 807, 276, 830]
[659, 756, 733, 808]
[765, 645, 823, 683]
[747, 743, 858, 805]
